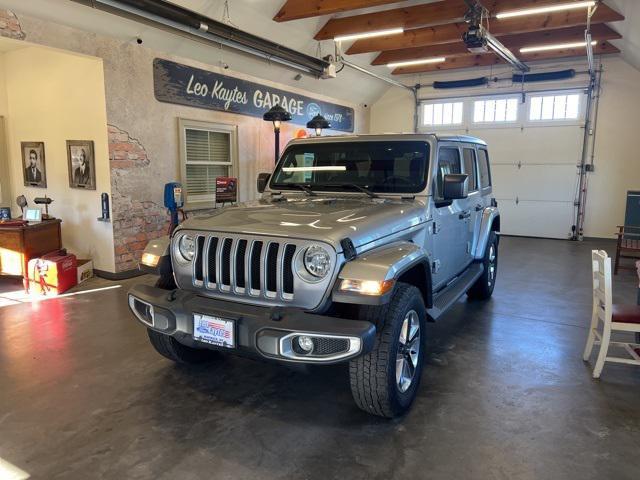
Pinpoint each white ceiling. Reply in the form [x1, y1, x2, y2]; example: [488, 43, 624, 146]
[0, 0, 637, 105]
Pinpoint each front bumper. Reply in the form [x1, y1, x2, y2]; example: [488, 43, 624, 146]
[128, 284, 376, 364]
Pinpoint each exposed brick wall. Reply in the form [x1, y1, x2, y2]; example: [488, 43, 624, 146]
[108, 125, 167, 272]
[0, 9, 25, 40]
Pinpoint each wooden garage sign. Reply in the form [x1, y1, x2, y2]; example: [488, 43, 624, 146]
[153, 58, 355, 132]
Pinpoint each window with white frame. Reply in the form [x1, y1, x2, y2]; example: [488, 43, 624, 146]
[422, 102, 463, 126]
[529, 94, 580, 121]
[180, 120, 236, 206]
[473, 97, 519, 123]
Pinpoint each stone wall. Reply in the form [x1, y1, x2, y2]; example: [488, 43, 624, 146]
[0, 9, 24, 40]
[108, 125, 167, 272]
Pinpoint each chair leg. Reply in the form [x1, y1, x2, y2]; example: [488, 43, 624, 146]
[583, 311, 599, 361]
[592, 325, 611, 379]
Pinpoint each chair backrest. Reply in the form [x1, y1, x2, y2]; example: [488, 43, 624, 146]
[622, 225, 640, 242]
[592, 250, 612, 324]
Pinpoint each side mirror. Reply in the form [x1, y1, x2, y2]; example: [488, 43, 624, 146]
[257, 173, 271, 193]
[443, 174, 468, 200]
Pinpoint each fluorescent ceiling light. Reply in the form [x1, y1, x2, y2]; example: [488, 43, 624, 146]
[496, 1, 596, 19]
[520, 40, 597, 53]
[334, 28, 403, 42]
[387, 57, 446, 68]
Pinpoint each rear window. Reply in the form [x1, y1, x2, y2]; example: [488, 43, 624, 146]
[478, 149, 491, 189]
[463, 148, 478, 192]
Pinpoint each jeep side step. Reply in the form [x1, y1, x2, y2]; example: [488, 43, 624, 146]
[428, 263, 484, 320]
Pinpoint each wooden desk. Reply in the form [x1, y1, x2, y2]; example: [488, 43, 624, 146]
[0, 220, 62, 285]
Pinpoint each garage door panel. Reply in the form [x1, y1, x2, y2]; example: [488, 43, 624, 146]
[492, 164, 577, 202]
[498, 200, 574, 239]
[491, 164, 519, 199]
[469, 127, 583, 166]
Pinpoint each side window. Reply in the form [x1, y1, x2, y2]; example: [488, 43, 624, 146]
[462, 148, 478, 192]
[181, 123, 235, 206]
[478, 149, 491, 189]
[436, 147, 461, 198]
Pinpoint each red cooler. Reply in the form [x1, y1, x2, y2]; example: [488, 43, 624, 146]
[27, 251, 78, 295]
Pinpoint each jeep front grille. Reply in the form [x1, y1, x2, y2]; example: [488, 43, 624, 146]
[195, 235, 293, 297]
[173, 231, 337, 309]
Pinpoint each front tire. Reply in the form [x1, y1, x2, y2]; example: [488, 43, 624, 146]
[147, 329, 217, 364]
[155, 272, 176, 290]
[467, 231, 498, 300]
[349, 283, 426, 418]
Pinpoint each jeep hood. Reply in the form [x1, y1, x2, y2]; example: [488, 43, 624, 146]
[180, 196, 428, 252]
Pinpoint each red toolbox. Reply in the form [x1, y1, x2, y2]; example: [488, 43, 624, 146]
[27, 250, 78, 295]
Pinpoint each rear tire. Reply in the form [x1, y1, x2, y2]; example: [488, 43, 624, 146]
[349, 283, 426, 418]
[467, 231, 498, 300]
[147, 329, 217, 364]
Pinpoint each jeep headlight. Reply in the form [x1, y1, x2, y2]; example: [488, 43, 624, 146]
[176, 234, 196, 262]
[303, 245, 331, 279]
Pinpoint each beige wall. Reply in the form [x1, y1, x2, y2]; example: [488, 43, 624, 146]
[370, 87, 415, 134]
[0, 53, 9, 206]
[2, 45, 115, 270]
[583, 57, 640, 238]
[369, 57, 640, 239]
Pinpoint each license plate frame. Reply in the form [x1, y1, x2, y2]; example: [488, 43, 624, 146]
[193, 313, 236, 349]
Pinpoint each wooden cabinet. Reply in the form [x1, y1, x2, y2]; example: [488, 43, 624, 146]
[0, 220, 62, 279]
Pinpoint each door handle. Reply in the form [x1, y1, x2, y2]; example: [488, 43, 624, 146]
[459, 211, 471, 220]
[475, 204, 484, 212]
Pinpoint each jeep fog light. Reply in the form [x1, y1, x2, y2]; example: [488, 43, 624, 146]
[297, 336, 314, 353]
[339, 279, 395, 296]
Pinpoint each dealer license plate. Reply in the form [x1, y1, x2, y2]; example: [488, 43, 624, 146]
[193, 314, 235, 349]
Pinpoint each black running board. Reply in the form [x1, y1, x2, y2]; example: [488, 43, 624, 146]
[428, 263, 484, 320]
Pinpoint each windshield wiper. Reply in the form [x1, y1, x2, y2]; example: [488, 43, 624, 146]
[316, 183, 379, 199]
[291, 184, 316, 196]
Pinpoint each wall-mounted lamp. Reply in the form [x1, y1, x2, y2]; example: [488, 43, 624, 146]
[306, 114, 331, 136]
[263, 105, 291, 163]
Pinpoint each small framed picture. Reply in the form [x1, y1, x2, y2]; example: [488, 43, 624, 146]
[67, 140, 96, 190]
[22, 142, 47, 188]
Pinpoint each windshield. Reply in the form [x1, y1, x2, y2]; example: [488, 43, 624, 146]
[270, 141, 430, 194]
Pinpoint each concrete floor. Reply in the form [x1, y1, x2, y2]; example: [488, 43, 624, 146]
[0, 236, 639, 480]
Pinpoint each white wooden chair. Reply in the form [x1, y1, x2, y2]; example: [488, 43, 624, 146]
[583, 250, 640, 378]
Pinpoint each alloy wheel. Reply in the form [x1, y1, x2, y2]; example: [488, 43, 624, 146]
[488, 244, 497, 287]
[396, 309, 421, 393]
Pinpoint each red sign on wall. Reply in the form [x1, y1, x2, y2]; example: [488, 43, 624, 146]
[216, 177, 237, 203]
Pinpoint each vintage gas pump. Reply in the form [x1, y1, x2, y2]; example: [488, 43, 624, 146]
[164, 182, 185, 234]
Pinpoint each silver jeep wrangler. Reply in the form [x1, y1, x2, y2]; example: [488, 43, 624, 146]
[129, 134, 500, 417]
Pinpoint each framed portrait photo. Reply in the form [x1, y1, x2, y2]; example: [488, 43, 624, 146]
[67, 140, 96, 190]
[22, 142, 47, 188]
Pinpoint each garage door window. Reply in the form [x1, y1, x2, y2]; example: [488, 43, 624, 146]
[436, 147, 461, 198]
[529, 94, 580, 121]
[423, 102, 463, 126]
[478, 149, 491, 189]
[180, 120, 236, 207]
[473, 98, 518, 123]
[463, 148, 478, 192]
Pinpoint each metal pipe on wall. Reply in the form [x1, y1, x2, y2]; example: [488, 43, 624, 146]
[70, 0, 329, 77]
[339, 58, 415, 92]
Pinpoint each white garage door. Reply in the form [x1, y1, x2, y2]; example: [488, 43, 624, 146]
[420, 90, 587, 239]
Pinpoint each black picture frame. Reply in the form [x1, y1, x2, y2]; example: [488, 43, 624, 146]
[21, 141, 47, 188]
[67, 140, 96, 190]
